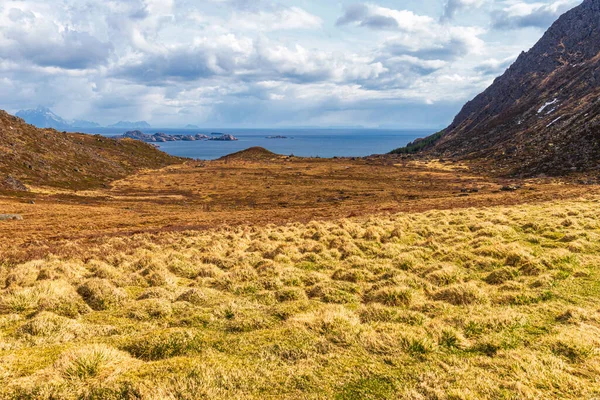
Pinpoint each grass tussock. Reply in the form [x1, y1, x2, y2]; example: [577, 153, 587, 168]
[2, 198, 600, 398]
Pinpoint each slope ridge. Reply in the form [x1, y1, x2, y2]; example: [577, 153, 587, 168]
[396, 0, 600, 176]
[0, 110, 180, 190]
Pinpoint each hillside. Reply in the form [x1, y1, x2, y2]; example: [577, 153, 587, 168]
[219, 146, 280, 161]
[393, 0, 600, 176]
[0, 110, 180, 190]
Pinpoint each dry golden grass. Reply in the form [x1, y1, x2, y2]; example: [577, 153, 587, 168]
[2, 193, 600, 399]
[1, 154, 596, 263]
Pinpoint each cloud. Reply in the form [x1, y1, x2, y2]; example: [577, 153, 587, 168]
[474, 55, 517, 75]
[114, 33, 388, 88]
[113, 34, 254, 84]
[491, 0, 578, 29]
[441, 0, 485, 22]
[0, 7, 113, 70]
[230, 5, 323, 31]
[336, 4, 485, 60]
[382, 26, 484, 60]
[337, 4, 433, 31]
[0, 0, 539, 127]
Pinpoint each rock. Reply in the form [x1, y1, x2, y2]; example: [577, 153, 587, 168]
[119, 131, 214, 143]
[0, 214, 23, 221]
[209, 134, 239, 141]
[1, 176, 29, 191]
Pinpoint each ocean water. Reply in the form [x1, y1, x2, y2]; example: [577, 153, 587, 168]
[94, 128, 434, 160]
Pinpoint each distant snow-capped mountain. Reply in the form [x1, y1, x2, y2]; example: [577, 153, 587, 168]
[15, 107, 151, 131]
[15, 107, 72, 130]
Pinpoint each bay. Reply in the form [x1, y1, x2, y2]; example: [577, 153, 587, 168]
[92, 128, 434, 160]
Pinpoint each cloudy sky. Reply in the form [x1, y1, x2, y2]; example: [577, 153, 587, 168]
[0, 0, 581, 128]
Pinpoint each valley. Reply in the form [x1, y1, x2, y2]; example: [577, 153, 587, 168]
[3, 0, 600, 398]
[2, 148, 594, 264]
[2, 150, 600, 398]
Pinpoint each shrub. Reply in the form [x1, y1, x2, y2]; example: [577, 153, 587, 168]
[122, 329, 203, 360]
[400, 335, 436, 355]
[294, 305, 361, 347]
[389, 130, 444, 154]
[55, 344, 134, 381]
[308, 282, 360, 304]
[137, 287, 174, 301]
[276, 287, 308, 302]
[77, 279, 127, 311]
[485, 268, 518, 285]
[127, 298, 173, 320]
[176, 288, 208, 305]
[18, 311, 84, 342]
[332, 268, 371, 283]
[426, 264, 461, 286]
[365, 287, 412, 307]
[432, 282, 487, 306]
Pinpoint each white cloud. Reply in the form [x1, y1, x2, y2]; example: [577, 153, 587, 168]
[0, 0, 578, 127]
[230, 6, 323, 31]
[441, 0, 486, 22]
[492, 0, 579, 29]
[338, 4, 486, 60]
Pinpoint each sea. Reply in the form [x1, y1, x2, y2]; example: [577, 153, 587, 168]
[90, 128, 435, 160]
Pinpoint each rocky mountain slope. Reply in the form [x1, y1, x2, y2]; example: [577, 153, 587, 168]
[393, 0, 600, 176]
[0, 110, 180, 190]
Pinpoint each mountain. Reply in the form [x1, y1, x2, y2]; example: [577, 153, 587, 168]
[14, 108, 152, 131]
[15, 107, 72, 130]
[185, 124, 200, 129]
[15, 107, 102, 130]
[393, 0, 600, 176]
[108, 121, 151, 129]
[0, 110, 179, 191]
[72, 119, 101, 129]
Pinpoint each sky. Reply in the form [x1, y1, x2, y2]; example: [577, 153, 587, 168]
[0, 0, 582, 128]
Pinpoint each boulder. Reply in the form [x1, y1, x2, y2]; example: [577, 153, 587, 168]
[1, 176, 29, 191]
[0, 214, 23, 221]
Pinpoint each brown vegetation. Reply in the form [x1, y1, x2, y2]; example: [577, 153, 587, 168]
[1, 150, 596, 263]
[2, 196, 600, 398]
[0, 110, 180, 191]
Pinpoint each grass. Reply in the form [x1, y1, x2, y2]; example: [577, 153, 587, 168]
[389, 130, 444, 154]
[1, 151, 595, 265]
[0, 111, 180, 192]
[2, 197, 600, 398]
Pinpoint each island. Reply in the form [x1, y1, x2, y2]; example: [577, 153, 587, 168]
[209, 134, 238, 141]
[118, 130, 238, 142]
[266, 135, 290, 139]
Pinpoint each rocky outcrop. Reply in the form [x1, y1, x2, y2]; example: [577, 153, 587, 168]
[398, 0, 600, 176]
[209, 134, 238, 141]
[119, 131, 237, 143]
[1, 176, 29, 191]
[119, 131, 210, 142]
